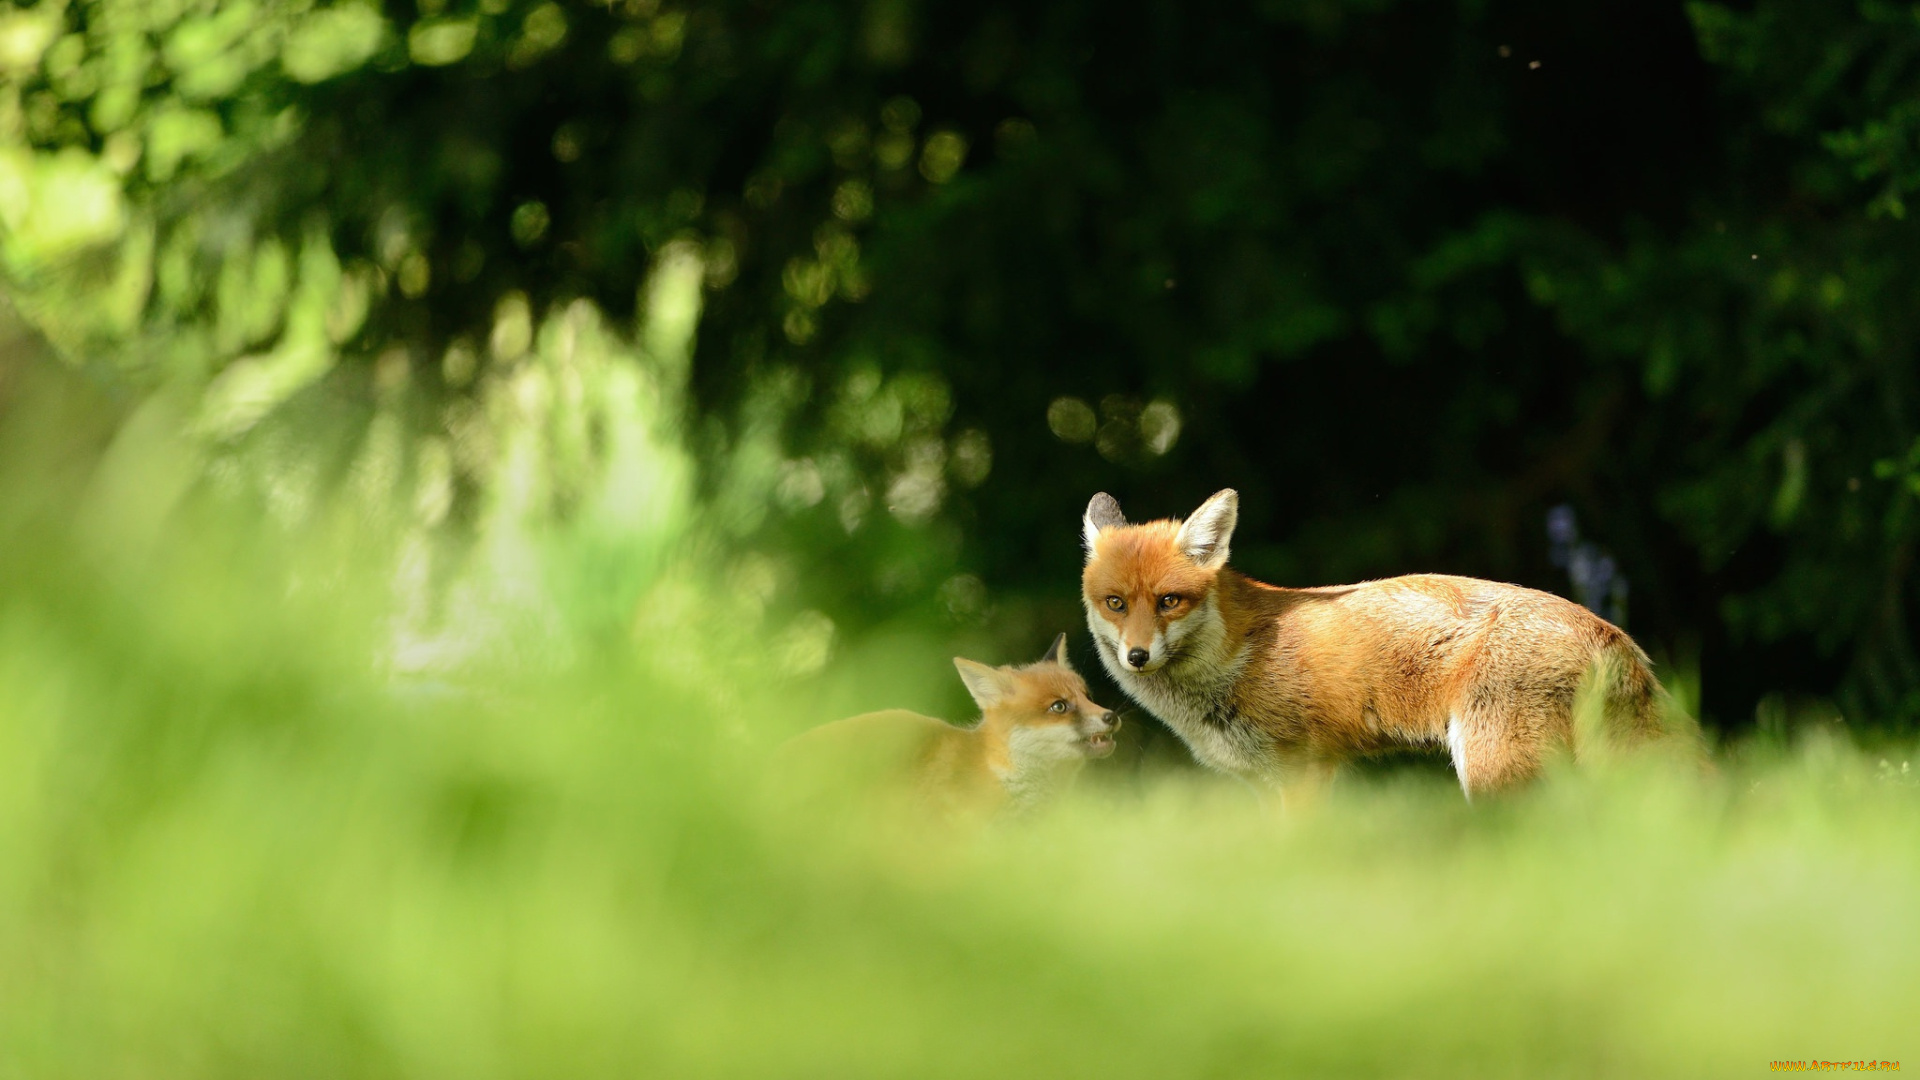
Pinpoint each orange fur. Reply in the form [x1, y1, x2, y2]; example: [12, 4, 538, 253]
[782, 635, 1119, 817]
[1082, 490, 1678, 799]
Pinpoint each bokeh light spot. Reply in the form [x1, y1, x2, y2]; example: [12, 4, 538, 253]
[919, 131, 967, 184]
[510, 201, 551, 247]
[1047, 397, 1096, 443]
[407, 17, 477, 66]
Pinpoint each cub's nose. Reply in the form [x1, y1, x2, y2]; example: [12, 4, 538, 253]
[1126, 647, 1149, 669]
[1100, 711, 1120, 732]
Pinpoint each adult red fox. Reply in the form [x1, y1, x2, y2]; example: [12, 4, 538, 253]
[782, 635, 1119, 817]
[1081, 489, 1679, 800]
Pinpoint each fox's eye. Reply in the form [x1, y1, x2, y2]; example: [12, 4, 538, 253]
[1049, 700, 1069, 714]
[1159, 594, 1182, 611]
[1105, 595, 1125, 612]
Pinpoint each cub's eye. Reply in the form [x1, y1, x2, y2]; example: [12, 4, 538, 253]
[1159, 594, 1182, 611]
[1049, 700, 1069, 714]
[1105, 595, 1125, 612]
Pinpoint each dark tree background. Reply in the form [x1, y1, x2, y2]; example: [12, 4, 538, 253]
[6, 0, 1920, 731]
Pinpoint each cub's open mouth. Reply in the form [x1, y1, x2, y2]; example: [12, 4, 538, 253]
[1084, 732, 1115, 757]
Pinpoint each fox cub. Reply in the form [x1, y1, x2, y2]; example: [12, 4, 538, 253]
[783, 634, 1119, 817]
[1081, 489, 1678, 800]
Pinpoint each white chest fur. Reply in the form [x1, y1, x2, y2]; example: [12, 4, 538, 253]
[1086, 601, 1273, 775]
[996, 724, 1086, 809]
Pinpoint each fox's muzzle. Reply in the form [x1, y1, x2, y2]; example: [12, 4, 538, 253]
[1082, 710, 1120, 757]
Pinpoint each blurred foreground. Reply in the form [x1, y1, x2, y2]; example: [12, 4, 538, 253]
[1, 366, 1915, 1078]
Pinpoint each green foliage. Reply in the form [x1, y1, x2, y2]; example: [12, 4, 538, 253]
[9, 0, 1920, 1048]
[5, 0, 1920, 736]
[1, 365, 1917, 1077]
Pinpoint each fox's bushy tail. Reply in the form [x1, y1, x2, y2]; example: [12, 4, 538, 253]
[1572, 636, 1710, 771]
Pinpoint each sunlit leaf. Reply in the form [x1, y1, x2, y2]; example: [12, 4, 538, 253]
[408, 16, 477, 66]
[281, 3, 388, 84]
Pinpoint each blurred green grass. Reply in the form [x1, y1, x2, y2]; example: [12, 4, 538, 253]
[0, 374, 1915, 1078]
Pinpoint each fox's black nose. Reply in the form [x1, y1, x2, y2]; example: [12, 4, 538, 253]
[1126, 647, 1149, 668]
[1102, 711, 1120, 732]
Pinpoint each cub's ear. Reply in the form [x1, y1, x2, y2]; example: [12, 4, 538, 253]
[1083, 492, 1127, 556]
[954, 657, 1013, 711]
[1038, 632, 1071, 670]
[1175, 488, 1238, 570]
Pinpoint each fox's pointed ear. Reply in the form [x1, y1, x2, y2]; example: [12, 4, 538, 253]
[1083, 492, 1126, 557]
[1039, 632, 1071, 669]
[1176, 488, 1238, 570]
[954, 657, 1013, 710]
